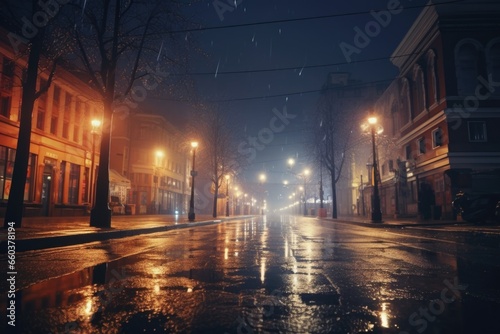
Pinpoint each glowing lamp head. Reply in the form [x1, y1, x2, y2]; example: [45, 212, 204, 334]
[368, 117, 377, 125]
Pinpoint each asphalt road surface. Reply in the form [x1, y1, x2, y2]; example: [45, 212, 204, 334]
[3, 215, 500, 333]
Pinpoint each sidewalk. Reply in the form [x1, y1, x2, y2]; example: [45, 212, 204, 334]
[0, 214, 252, 253]
[327, 215, 469, 228]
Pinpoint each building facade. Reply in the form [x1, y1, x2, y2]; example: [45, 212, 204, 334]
[110, 113, 191, 215]
[0, 33, 105, 216]
[363, 1, 500, 220]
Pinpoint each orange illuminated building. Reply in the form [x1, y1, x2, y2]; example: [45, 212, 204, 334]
[0, 30, 105, 216]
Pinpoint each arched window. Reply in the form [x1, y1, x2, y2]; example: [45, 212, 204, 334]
[426, 50, 438, 105]
[486, 39, 500, 94]
[455, 40, 482, 96]
[413, 65, 426, 114]
[400, 78, 411, 125]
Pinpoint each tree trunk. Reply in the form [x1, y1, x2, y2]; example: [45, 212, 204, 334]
[331, 169, 338, 219]
[3, 28, 44, 229]
[89, 101, 113, 227]
[212, 187, 218, 218]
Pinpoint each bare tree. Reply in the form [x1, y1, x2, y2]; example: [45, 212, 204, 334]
[194, 106, 241, 218]
[2, 1, 68, 228]
[63, 0, 195, 227]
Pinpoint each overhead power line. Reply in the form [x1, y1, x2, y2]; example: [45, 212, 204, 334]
[172, 0, 467, 34]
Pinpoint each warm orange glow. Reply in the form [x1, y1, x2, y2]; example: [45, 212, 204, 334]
[259, 173, 266, 182]
[191, 141, 198, 148]
[368, 116, 377, 125]
[91, 119, 101, 128]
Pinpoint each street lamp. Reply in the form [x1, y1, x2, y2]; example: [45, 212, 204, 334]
[225, 174, 230, 217]
[367, 116, 383, 223]
[90, 119, 101, 206]
[188, 141, 198, 222]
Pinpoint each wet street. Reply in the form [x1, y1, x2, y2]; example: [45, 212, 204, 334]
[3, 215, 500, 333]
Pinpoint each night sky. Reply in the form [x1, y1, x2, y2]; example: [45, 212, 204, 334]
[156, 0, 434, 207]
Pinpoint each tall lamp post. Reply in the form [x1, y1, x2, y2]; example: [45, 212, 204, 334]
[90, 119, 101, 206]
[302, 169, 310, 216]
[368, 116, 382, 223]
[225, 174, 230, 217]
[188, 141, 198, 222]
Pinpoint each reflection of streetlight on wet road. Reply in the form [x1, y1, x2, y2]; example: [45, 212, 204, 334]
[259, 173, 266, 215]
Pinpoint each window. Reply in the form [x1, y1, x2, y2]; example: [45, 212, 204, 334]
[468, 121, 487, 142]
[68, 163, 80, 204]
[58, 161, 66, 203]
[455, 41, 481, 96]
[426, 50, 438, 105]
[0, 96, 10, 118]
[51, 86, 60, 135]
[432, 128, 443, 148]
[0, 57, 14, 118]
[418, 138, 426, 155]
[0, 147, 35, 201]
[486, 40, 500, 93]
[413, 65, 426, 114]
[36, 79, 48, 130]
[400, 78, 411, 124]
[405, 144, 412, 160]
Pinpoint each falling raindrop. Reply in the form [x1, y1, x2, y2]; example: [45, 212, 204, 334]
[286, 97, 288, 102]
[299, 66, 304, 76]
[185, 33, 188, 41]
[157, 41, 163, 62]
[215, 58, 221, 78]
[279, 28, 282, 35]
[268, 84, 271, 90]
[234, 0, 238, 8]
[252, 34, 255, 42]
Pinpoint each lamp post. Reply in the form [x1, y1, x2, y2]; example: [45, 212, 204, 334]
[90, 119, 101, 206]
[368, 116, 382, 223]
[225, 174, 230, 217]
[188, 141, 198, 222]
[302, 169, 310, 216]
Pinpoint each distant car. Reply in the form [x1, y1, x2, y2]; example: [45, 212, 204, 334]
[452, 192, 500, 224]
[109, 195, 125, 214]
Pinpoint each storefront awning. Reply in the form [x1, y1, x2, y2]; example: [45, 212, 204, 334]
[109, 169, 131, 188]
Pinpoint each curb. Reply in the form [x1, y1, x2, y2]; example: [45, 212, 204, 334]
[320, 217, 470, 229]
[1, 216, 254, 253]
